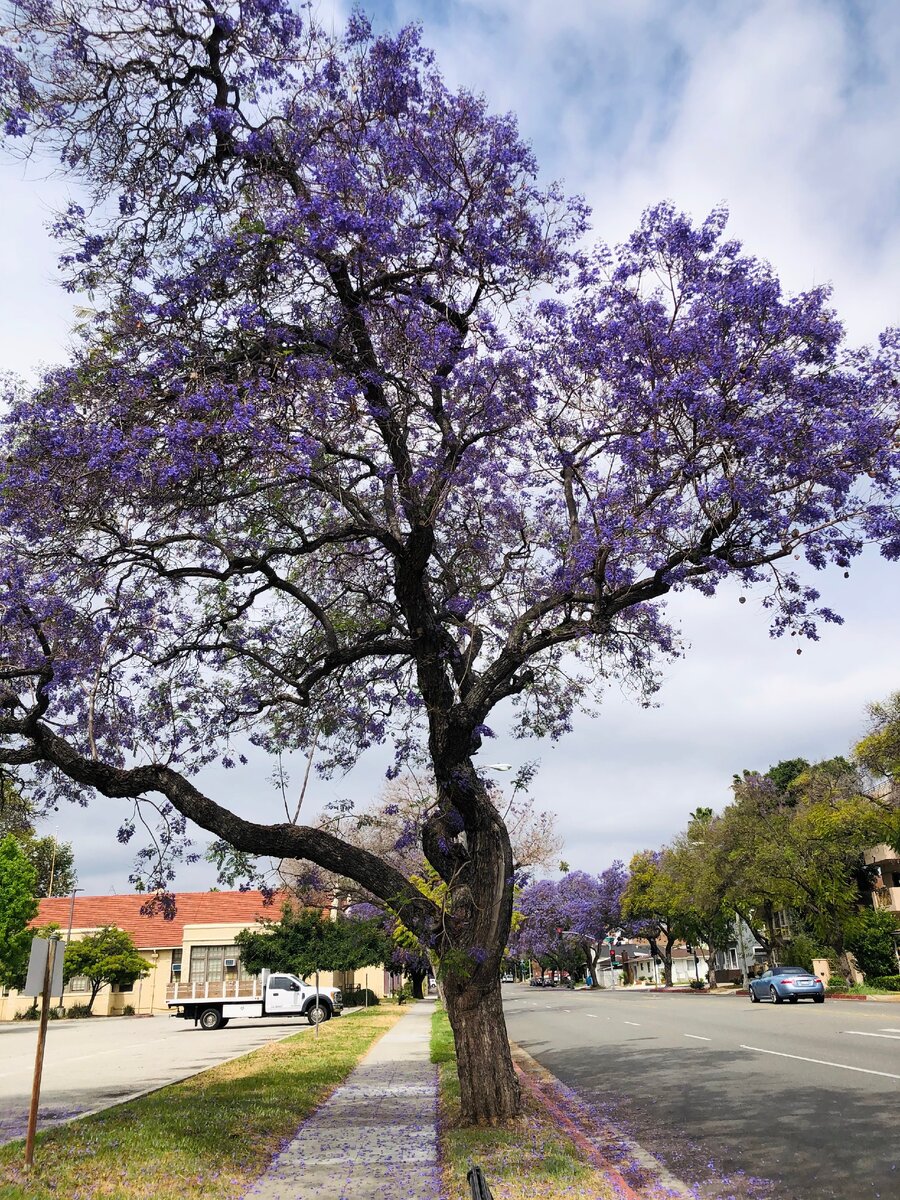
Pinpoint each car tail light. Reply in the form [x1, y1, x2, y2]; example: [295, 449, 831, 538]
[780, 978, 796, 985]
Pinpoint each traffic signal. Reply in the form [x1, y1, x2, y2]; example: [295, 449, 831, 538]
[610, 949, 617, 964]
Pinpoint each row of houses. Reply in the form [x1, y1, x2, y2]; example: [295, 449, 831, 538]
[0, 890, 399, 1021]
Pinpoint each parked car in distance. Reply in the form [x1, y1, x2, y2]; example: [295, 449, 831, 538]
[748, 966, 825, 1004]
[529, 977, 543, 987]
[501, 974, 515, 983]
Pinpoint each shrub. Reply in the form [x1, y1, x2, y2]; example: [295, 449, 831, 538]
[341, 987, 379, 1008]
[780, 934, 827, 975]
[14, 1003, 63, 1020]
[67, 1003, 93, 1018]
[122, 1004, 136, 1016]
[688, 979, 706, 990]
[845, 909, 898, 979]
[865, 975, 900, 991]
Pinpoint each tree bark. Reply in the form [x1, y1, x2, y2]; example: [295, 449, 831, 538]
[409, 968, 427, 1000]
[443, 970, 520, 1124]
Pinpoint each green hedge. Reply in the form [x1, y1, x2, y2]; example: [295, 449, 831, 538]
[340, 986, 379, 1007]
[865, 975, 900, 991]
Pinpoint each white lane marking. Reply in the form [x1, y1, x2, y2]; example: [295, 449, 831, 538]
[684, 1034, 711, 1042]
[880, 1028, 900, 1033]
[842, 1030, 900, 1040]
[624, 1021, 641, 1026]
[585, 1013, 598, 1018]
[740, 1044, 900, 1080]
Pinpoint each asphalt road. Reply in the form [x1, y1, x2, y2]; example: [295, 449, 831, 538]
[503, 986, 900, 1200]
[0, 1012, 322, 1145]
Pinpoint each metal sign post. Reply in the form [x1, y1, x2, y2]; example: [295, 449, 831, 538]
[23, 936, 63, 1169]
[314, 967, 320, 1039]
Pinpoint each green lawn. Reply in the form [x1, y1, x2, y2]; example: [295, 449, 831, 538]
[432, 1006, 615, 1200]
[0, 1005, 404, 1200]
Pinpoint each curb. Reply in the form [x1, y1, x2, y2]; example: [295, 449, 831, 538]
[510, 1042, 694, 1199]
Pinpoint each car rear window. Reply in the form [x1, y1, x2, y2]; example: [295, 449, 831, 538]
[774, 966, 809, 975]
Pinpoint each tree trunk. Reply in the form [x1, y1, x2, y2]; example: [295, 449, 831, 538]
[443, 971, 520, 1125]
[705, 953, 717, 988]
[663, 951, 673, 987]
[409, 968, 427, 1000]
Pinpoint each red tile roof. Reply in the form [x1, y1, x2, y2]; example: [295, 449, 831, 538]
[33, 891, 291, 949]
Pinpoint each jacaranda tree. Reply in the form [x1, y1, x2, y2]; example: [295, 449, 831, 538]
[1, 1, 899, 1121]
[557, 865, 628, 987]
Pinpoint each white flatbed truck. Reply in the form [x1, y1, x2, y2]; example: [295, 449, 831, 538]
[166, 970, 342, 1030]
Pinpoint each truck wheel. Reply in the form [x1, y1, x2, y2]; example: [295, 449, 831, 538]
[306, 1003, 328, 1025]
[199, 1007, 223, 1030]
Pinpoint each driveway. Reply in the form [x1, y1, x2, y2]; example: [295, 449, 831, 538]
[0, 1013, 320, 1145]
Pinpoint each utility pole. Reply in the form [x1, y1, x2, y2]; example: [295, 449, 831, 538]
[58, 885, 83, 1008]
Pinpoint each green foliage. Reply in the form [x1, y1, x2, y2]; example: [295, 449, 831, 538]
[63, 926, 150, 1013]
[780, 933, 828, 975]
[66, 1002, 94, 1018]
[341, 986, 379, 1007]
[765, 758, 810, 797]
[235, 905, 392, 979]
[844, 908, 899, 978]
[394, 981, 414, 1004]
[865, 975, 900, 991]
[0, 833, 39, 988]
[14, 1003, 63, 1020]
[854, 691, 900, 782]
[0, 780, 77, 896]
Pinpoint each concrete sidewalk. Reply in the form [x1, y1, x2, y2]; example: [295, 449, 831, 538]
[243, 999, 441, 1200]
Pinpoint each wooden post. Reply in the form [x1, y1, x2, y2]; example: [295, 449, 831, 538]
[24, 938, 58, 1169]
[315, 967, 320, 1038]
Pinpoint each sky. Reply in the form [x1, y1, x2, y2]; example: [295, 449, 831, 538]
[2, 0, 899, 894]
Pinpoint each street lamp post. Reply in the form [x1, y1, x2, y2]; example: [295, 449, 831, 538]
[58, 885, 84, 1008]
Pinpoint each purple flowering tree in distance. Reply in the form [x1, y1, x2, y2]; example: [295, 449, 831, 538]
[557, 864, 628, 988]
[1, 1, 900, 1121]
[508, 878, 568, 979]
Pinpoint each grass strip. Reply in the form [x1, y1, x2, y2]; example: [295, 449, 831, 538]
[431, 1005, 616, 1200]
[0, 1004, 405, 1200]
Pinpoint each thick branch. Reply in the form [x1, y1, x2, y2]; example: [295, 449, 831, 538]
[0, 718, 438, 933]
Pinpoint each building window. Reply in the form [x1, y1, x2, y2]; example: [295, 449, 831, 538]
[170, 949, 182, 983]
[188, 945, 249, 984]
[68, 976, 89, 993]
[113, 980, 134, 993]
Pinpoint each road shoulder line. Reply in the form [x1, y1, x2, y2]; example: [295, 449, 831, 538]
[740, 1044, 900, 1080]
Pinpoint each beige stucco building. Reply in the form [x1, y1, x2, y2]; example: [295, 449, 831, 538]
[1, 890, 395, 1021]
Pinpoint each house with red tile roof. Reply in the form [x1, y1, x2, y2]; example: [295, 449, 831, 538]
[1, 890, 394, 1019]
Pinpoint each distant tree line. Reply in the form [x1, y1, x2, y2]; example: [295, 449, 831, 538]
[509, 691, 900, 988]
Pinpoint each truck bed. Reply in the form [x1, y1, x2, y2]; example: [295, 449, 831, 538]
[166, 978, 266, 1003]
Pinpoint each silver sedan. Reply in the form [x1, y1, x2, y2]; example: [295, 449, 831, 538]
[749, 965, 825, 1004]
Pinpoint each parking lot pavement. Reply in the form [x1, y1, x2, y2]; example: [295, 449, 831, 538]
[0, 1012, 319, 1144]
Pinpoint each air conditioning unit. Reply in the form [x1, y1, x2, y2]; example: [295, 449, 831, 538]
[224, 958, 237, 968]
[171, 962, 182, 973]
